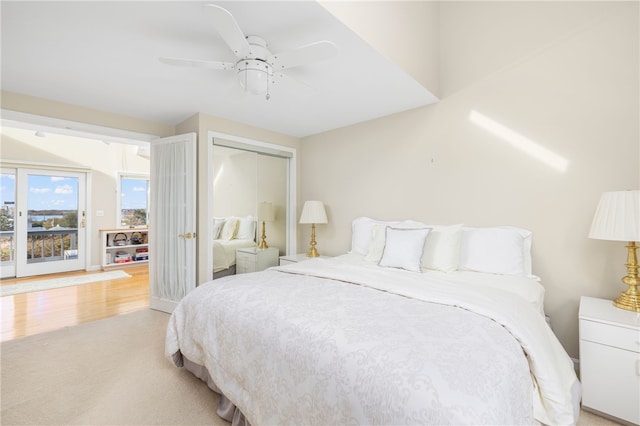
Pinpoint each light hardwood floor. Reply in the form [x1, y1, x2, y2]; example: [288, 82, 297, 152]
[1, 265, 149, 342]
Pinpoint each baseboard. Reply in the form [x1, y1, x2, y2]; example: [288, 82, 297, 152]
[86, 265, 102, 272]
[150, 297, 178, 314]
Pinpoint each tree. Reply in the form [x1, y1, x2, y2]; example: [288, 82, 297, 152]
[0, 209, 14, 231]
[130, 209, 147, 226]
[59, 211, 78, 228]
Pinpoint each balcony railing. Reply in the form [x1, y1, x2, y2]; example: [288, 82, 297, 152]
[0, 228, 78, 263]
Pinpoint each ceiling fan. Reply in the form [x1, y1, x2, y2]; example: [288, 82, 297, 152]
[160, 4, 338, 100]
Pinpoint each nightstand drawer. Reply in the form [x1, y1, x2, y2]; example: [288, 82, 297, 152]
[580, 320, 640, 353]
[236, 251, 256, 273]
[236, 247, 279, 274]
[581, 340, 640, 425]
[236, 251, 256, 265]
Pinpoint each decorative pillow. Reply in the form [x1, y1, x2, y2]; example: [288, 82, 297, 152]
[212, 218, 225, 240]
[365, 220, 426, 262]
[350, 217, 400, 255]
[219, 217, 239, 241]
[378, 227, 431, 273]
[458, 227, 532, 276]
[421, 224, 463, 272]
[236, 215, 256, 240]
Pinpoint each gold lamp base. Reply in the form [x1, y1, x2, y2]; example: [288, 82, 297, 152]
[306, 223, 320, 257]
[613, 241, 640, 312]
[257, 220, 269, 249]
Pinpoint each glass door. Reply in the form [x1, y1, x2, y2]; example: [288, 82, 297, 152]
[0, 169, 17, 278]
[15, 169, 87, 277]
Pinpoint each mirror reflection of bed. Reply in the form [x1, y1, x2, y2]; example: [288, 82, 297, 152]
[211, 143, 287, 279]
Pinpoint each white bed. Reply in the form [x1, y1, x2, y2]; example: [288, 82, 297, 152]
[167, 218, 581, 425]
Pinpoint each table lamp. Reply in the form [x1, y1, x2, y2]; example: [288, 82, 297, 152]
[257, 201, 275, 249]
[299, 201, 328, 257]
[589, 190, 640, 311]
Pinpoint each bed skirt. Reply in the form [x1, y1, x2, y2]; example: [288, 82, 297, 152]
[212, 265, 236, 280]
[174, 351, 252, 426]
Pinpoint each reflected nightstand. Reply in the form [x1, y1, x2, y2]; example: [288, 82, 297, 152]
[236, 247, 279, 274]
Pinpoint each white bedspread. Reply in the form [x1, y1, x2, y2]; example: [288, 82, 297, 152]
[166, 256, 580, 426]
[212, 238, 256, 272]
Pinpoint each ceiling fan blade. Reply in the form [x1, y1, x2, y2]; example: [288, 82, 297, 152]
[206, 4, 251, 59]
[268, 41, 338, 71]
[272, 71, 312, 89]
[159, 57, 235, 70]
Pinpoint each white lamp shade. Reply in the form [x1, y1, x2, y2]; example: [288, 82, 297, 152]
[299, 201, 328, 224]
[589, 190, 640, 242]
[258, 201, 275, 222]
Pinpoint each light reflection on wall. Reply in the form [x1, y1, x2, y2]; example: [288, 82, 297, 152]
[469, 110, 569, 173]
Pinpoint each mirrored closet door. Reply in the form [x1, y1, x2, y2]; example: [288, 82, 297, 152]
[211, 139, 289, 280]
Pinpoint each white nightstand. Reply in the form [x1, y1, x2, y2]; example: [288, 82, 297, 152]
[236, 247, 279, 274]
[279, 253, 328, 266]
[579, 296, 640, 425]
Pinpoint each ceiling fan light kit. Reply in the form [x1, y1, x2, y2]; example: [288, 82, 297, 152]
[237, 59, 272, 96]
[159, 4, 337, 100]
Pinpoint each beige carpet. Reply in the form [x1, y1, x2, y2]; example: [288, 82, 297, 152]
[0, 308, 622, 426]
[1, 309, 227, 425]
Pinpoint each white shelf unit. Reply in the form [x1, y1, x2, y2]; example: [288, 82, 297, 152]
[100, 228, 149, 269]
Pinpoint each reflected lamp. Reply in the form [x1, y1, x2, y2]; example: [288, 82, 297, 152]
[589, 190, 640, 311]
[257, 202, 275, 249]
[299, 201, 328, 257]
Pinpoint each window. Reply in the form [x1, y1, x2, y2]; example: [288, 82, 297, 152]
[119, 173, 149, 227]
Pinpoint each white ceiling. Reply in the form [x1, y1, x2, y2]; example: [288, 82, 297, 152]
[1, 1, 438, 138]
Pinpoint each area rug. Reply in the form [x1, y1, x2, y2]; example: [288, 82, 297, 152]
[0, 270, 131, 297]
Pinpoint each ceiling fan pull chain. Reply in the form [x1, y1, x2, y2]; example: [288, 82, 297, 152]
[266, 74, 270, 101]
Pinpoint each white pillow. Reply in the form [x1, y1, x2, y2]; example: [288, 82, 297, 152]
[236, 215, 256, 240]
[378, 227, 431, 273]
[421, 224, 463, 272]
[212, 218, 225, 240]
[365, 220, 426, 262]
[458, 227, 532, 276]
[219, 217, 239, 241]
[350, 217, 401, 255]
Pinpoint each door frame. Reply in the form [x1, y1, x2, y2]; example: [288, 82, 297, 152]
[15, 167, 89, 277]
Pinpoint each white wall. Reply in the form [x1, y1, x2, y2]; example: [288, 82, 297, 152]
[300, 1, 639, 358]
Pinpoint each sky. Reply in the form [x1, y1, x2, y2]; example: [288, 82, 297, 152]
[1, 173, 148, 211]
[120, 177, 148, 210]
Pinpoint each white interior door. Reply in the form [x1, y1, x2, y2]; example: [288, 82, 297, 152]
[149, 133, 197, 313]
[15, 168, 87, 278]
